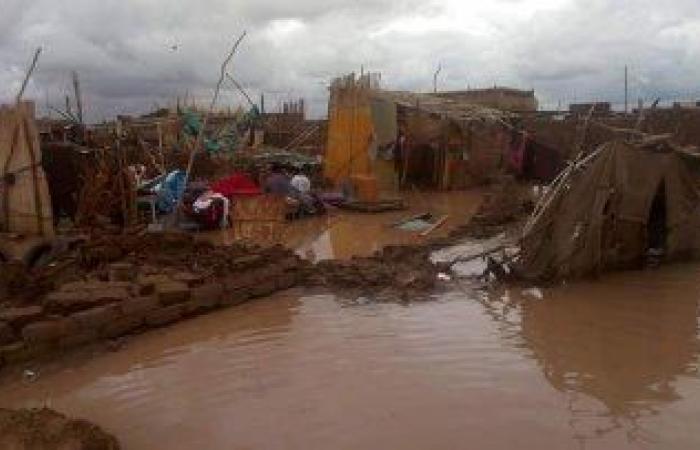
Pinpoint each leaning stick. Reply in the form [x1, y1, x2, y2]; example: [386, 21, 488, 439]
[16, 47, 42, 104]
[170, 31, 247, 224]
[420, 214, 449, 236]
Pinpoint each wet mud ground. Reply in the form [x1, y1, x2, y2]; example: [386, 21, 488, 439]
[2, 190, 700, 449]
[2, 264, 700, 449]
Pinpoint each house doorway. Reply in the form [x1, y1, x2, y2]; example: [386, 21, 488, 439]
[647, 181, 667, 254]
[403, 144, 439, 189]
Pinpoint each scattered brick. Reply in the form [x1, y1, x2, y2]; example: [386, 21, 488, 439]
[0, 342, 33, 364]
[101, 314, 143, 339]
[223, 273, 256, 291]
[276, 273, 298, 290]
[145, 304, 186, 327]
[91, 288, 130, 305]
[0, 306, 43, 329]
[279, 256, 300, 271]
[250, 280, 278, 299]
[70, 304, 121, 330]
[120, 296, 159, 318]
[108, 262, 136, 282]
[172, 272, 204, 288]
[156, 281, 191, 306]
[43, 291, 101, 314]
[138, 274, 172, 296]
[0, 322, 16, 345]
[58, 330, 99, 349]
[220, 288, 251, 307]
[188, 283, 223, 314]
[21, 319, 71, 344]
[59, 280, 133, 292]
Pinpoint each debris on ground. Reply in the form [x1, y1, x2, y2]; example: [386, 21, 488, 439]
[0, 408, 120, 450]
[448, 176, 532, 240]
[309, 245, 441, 299]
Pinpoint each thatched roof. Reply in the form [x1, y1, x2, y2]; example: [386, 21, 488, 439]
[373, 90, 514, 127]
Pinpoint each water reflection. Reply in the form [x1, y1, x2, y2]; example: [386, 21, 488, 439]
[0, 293, 302, 406]
[206, 190, 483, 262]
[488, 266, 700, 447]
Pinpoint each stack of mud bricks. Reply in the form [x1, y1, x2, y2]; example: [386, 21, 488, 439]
[0, 256, 302, 368]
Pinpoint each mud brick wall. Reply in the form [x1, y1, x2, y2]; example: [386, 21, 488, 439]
[0, 256, 304, 369]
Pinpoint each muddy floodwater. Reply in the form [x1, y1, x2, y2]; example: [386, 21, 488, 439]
[211, 190, 485, 261]
[2, 264, 700, 449]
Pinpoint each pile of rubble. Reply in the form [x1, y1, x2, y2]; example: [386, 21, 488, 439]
[310, 245, 441, 299]
[0, 231, 306, 368]
[0, 408, 120, 450]
[448, 176, 533, 240]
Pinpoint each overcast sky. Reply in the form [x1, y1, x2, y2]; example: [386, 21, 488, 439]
[2, 0, 700, 121]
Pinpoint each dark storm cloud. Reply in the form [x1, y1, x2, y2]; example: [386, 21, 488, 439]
[2, 0, 700, 119]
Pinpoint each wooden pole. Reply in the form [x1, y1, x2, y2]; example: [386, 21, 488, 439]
[21, 113, 45, 236]
[420, 214, 449, 236]
[16, 48, 42, 104]
[624, 65, 629, 115]
[171, 31, 247, 225]
[72, 71, 84, 125]
[225, 73, 255, 109]
[433, 63, 442, 94]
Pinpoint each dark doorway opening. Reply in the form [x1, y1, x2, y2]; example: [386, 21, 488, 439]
[404, 144, 438, 189]
[647, 181, 667, 254]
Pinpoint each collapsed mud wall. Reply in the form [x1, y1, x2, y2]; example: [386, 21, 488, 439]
[0, 407, 120, 450]
[0, 232, 306, 369]
[522, 109, 700, 164]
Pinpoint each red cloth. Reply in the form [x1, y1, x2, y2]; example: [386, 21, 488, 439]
[211, 172, 261, 197]
[509, 132, 526, 173]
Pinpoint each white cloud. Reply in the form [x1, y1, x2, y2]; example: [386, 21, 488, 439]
[2, 0, 700, 119]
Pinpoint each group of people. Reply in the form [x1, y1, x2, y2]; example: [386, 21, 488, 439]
[263, 163, 325, 218]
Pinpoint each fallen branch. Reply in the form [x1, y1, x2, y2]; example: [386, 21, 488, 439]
[420, 214, 449, 236]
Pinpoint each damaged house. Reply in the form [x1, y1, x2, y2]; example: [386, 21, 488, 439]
[323, 74, 521, 196]
[517, 137, 700, 280]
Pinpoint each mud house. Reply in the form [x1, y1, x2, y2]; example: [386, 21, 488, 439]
[433, 87, 538, 113]
[324, 74, 519, 196]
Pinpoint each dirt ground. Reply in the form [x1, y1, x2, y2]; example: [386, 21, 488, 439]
[0, 408, 120, 450]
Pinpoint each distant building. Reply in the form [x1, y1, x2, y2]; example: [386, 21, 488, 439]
[672, 101, 700, 110]
[434, 87, 538, 112]
[262, 99, 326, 155]
[569, 102, 611, 116]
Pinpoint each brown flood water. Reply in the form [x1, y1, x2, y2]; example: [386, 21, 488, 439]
[2, 264, 700, 449]
[210, 190, 484, 261]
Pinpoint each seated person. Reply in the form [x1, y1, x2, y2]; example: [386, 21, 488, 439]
[291, 170, 311, 194]
[264, 163, 293, 196]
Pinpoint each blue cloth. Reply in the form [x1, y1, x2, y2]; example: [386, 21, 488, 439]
[155, 170, 187, 213]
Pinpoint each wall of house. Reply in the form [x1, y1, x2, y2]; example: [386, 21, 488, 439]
[324, 75, 375, 186]
[435, 89, 538, 112]
[465, 121, 510, 185]
[400, 109, 509, 189]
[521, 109, 700, 165]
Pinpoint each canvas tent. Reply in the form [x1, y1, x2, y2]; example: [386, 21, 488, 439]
[517, 138, 700, 280]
